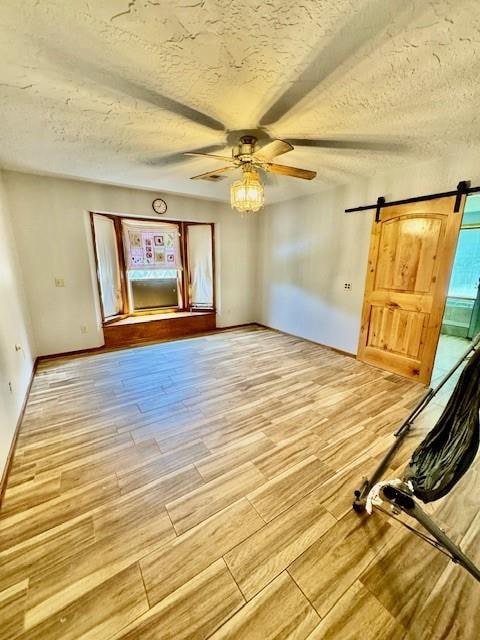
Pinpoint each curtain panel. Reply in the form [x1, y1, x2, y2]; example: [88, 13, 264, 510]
[187, 224, 213, 308]
[93, 214, 122, 317]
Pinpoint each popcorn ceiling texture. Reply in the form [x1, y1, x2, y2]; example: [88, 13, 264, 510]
[0, 0, 479, 202]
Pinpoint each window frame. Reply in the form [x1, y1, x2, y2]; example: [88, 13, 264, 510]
[447, 222, 480, 300]
[89, 212, 215, 325]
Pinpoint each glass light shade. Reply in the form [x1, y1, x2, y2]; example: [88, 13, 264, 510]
[230, 169, 264, 213]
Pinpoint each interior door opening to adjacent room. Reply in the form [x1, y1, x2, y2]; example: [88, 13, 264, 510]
[357, 193, 466, 384]
[431, 194, 480, 385]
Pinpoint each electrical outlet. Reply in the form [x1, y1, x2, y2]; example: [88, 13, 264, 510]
[54, 278, 65, 287]
[80, 325, 88, 334]
[344, 282, 352, 290]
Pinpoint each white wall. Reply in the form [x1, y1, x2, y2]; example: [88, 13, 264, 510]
[0, 171, 35, 479]
[3, 171, 257, 356]
[257, 148, 480, 354]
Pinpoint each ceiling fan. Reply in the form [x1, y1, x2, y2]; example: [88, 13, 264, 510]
[186, 135, 317, 182]
[185, 135, 317, 213]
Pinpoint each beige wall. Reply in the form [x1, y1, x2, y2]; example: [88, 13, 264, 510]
[4, 171, 258, 356]
[5, 148, 480, 361]
[0, 171, 35, 478]
[256, 148, 480, 354]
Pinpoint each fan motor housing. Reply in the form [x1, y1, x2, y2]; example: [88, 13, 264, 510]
[236, 135, 257, 161]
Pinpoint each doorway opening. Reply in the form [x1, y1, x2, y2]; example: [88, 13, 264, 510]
[432, 194, 480, 385]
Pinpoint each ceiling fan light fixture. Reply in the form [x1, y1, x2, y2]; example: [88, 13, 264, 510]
[230, 167, 264, 213]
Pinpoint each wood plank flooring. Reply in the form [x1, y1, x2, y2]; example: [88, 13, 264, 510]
[1, 326, 478, 639]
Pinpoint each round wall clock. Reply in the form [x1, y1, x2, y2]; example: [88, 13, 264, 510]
[152, 198, 167, 214]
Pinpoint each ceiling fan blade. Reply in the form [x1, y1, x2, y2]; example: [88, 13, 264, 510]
[266, 163, 317, 180]
[253, 139, 293, 162]
[145, 144, 227, 167]
[286, 138, 406, 152]
[190, 166, 236, 180]
[185, 152, 235, 162]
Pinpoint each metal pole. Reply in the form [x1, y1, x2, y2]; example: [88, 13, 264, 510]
[380, 484, 480, 583]
[353, 333, 480, 512]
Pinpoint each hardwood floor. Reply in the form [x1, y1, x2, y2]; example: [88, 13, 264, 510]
[0, 326, 478, 639]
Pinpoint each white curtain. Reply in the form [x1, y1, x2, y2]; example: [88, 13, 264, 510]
[188, 224, 213, 308]
[93, 215, 122, 318]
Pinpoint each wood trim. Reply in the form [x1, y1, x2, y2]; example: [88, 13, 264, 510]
[129, 307, 180, 318]
[212, 223, 216, 312]
[254, 323, 356, 358]
[0, 357, 39, 507]
[113, 216, 129, 315]
[89, 213, 107, 323]
[103, 314, 129, 326]
[89, 212, 216, 323]
[120, 217, 182, 314]
[179, 221, 189, 311]
[37, 345, 106, 360]
[103, 312, 216, 348]
[215, 322, 260, 332]
[90, 211, 213, 226]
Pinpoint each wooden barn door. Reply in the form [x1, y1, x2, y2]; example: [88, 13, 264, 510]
[357, 195, 465, 384]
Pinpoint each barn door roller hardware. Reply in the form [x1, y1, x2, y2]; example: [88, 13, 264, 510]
[345, 180, 477, 221]
[375, 196, 385, 223]
[454, 179, 470, 212]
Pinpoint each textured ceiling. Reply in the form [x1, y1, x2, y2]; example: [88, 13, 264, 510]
[0, 0, 479, 203]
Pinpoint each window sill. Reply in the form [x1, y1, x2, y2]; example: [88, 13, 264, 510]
[105, 310, 215, 328]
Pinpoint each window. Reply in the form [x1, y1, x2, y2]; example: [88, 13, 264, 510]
[122, 219, 182, 312]
[91, 213, 215, 323]
[448, 228, 480, 299]
[443, 221, 480, 338]
[128, 270, 180, 311]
